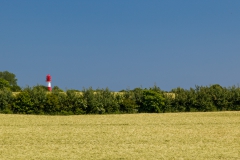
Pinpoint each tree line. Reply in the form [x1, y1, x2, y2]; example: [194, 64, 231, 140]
[0, 71, 239, 114]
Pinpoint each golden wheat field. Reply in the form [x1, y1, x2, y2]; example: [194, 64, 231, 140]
[0, 112, 239, 160]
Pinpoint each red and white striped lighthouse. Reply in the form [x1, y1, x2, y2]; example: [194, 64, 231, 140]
[46, 74, 52, 91]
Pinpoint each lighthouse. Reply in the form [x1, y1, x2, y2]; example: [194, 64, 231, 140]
[46, 74, 52, 91]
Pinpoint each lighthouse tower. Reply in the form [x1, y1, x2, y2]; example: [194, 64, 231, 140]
[46, 74, 52, 91]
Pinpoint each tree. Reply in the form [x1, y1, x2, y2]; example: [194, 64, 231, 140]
[0, 71, 21, 91]
[52, 86, 64, 92]
[171, 87, 188, 112]
[139, 90, 165, 113]
[32, 85, 48, 91]
[209, 84, 228, 111]
[11, 85, 22, 92]
[0, 71, 17, 86]
[0, 87, 13, 113]
[0, 78, 11, 89]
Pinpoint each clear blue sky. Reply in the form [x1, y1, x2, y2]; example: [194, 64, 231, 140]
[1, 0, 240, 91]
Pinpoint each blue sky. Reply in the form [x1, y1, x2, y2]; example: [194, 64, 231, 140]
[1, 0, 240, 91]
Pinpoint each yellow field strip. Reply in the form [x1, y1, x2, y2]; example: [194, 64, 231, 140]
[0, 112, 239, 159]
[12, 92, 176, 98]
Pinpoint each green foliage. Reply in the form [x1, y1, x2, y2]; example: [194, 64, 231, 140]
[195, 86, 216, 112]
[12, 85, 56, 114]
[0, 71, 21, 91]
[209, 84, 228, 111]
[11, 85, 22, 92]
[149, 84, 163, 94]
[44, 93, 60, 114]
[0, 87, 13, 113]
[66, 89, 80, 92]
[132, 87, 144, 108]
[81, 87, 121, 114]
[227, 86, 240, 111]
[162, 93, 175, 113]
[171, 87, 188, 112]
[170, 85, 232, 112]
[171, 87, 198, 112]
[30, 85, 48, 114]
[64, 90, 86, 114]
[0, 78, 11, 89]
[1, 82, 240, 115]
[97, 88, 120, 113]
[0, 71, 18, 86]
[32, 85, 48, 91]
[52, 86, 64, 92]
[82, 87, 103, 114]
[139, 90, 165, 113]
[120, 98, 138, 113]
[13, 91, 34, 114]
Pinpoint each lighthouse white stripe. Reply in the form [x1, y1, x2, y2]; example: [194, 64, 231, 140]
[47, 82, 51, 87]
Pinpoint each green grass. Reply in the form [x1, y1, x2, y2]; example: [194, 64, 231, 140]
[0, 112, 239, 159]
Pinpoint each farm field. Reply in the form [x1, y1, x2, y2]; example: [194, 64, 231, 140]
[0, 112, 239, 159]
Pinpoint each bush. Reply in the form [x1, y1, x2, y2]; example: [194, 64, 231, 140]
[65, 90, 87, 114]
[0, 78, 11, 89]
[139, 90, 165, 113]
[0, 88, 13, 113]
[97, 88, 120, 114]
[30, 85, 48, 114]
[44, 93, 60, 114]
[12, 91, 34, 114]
[82, 87, 103, 114]
[1, 84, 240, 115]
[120, 98, 138, 113]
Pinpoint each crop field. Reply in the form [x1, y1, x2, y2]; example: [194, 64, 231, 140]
[0, 112, 239, 159]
